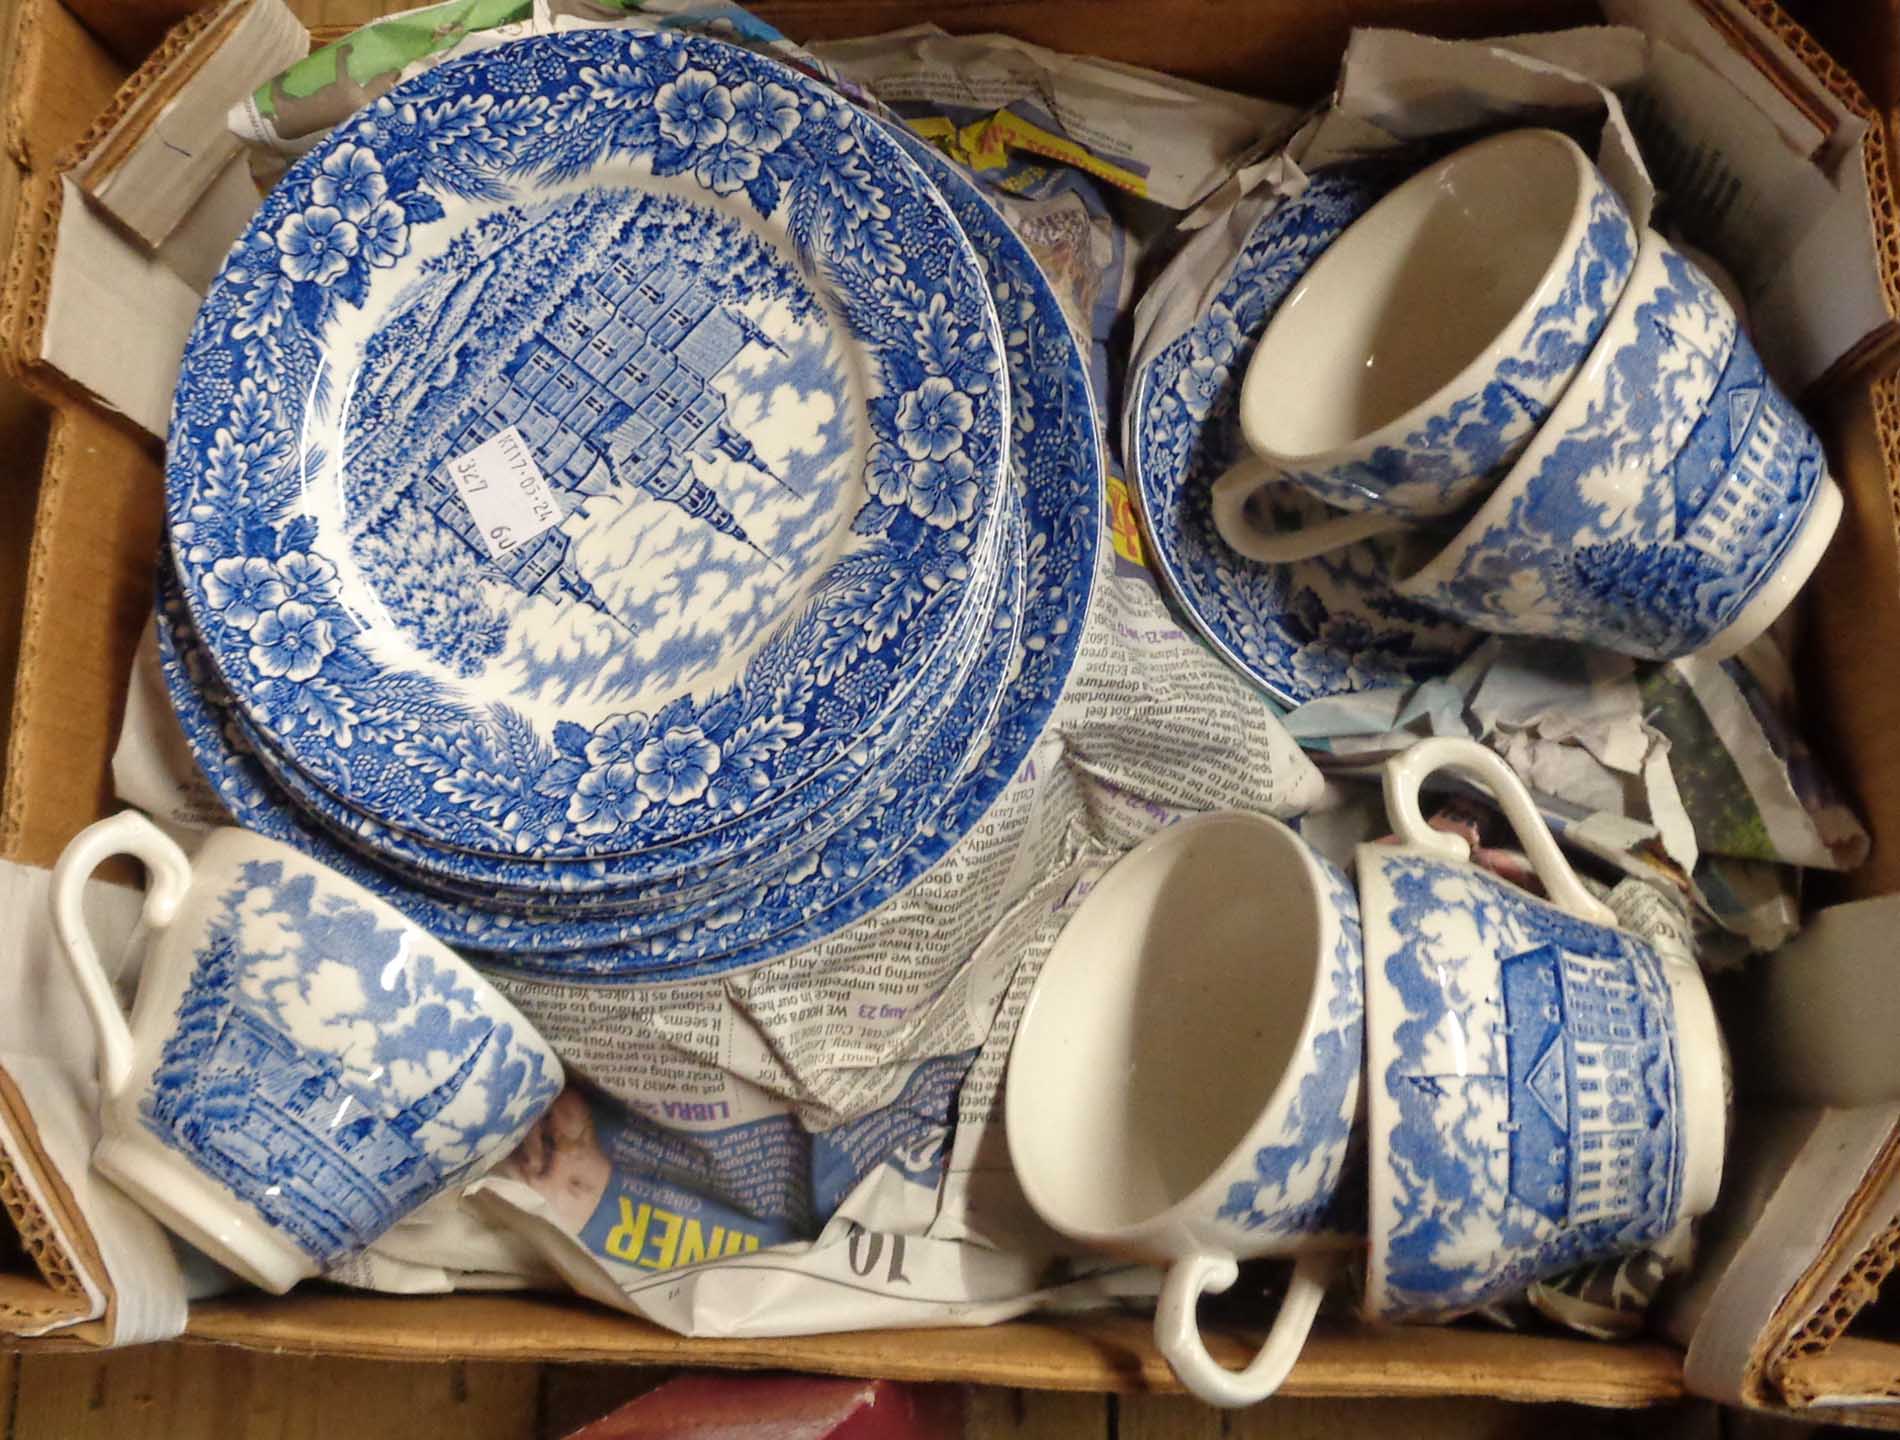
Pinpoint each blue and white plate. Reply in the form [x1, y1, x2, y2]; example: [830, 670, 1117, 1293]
[167, 29, 1008, 862]
[226, 482, 1013, 909]
[156, 133, 1099, 980]
[158, 491, 1021, 956]
[1127, 165, 1482, 708]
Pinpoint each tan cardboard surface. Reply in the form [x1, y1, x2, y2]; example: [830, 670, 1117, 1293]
[1, 0, 121, 171]
[57, 0, 203, 68]
[1780, 1337, 1900, 1413]
[0, 0, 124, 406]
[0, 1070, 107, 1336]
[1801, 372, 1900, 899]
[181, 1295, 1686, 1403]
[1, 404, 159, 869]
[0, 388, 50, 758]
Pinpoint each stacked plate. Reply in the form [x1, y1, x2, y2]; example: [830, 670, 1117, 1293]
[158, 28, 1102, 981]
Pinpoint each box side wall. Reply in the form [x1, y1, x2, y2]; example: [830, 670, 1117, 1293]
[1, 405, 160, 866]
[180, 1295, 1687, 1403]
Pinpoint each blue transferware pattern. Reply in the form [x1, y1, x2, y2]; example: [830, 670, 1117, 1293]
[1274, 183, 1636, 517]
[1128, 167, 1483, 708]
[221, 489, 1010, 912]
[144, 859, 560, 1264]
[166, 29, 1008, 861]
[156, 132, 1100, 980]
[481, 131, 1104, 978]
[1364, 849, 1690, 1319]
[1216, 852, 1363, 1237]
[1402, 241, 1828, 659]
[158, 491, 1022, 958]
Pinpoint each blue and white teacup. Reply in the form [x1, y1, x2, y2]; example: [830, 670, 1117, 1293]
[1007, 812, 1363, 1407]
[1211, 128, 1637, 564]
[52, 811, 563, 1293]
[1395, 230, 1843, 659]
[1358, 738, 1726, 1323]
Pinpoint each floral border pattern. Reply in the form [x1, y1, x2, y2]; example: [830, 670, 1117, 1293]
[155, 132, 1100, 979]
[224, 508, 1008, 910]
[167, 29, 1007, 859]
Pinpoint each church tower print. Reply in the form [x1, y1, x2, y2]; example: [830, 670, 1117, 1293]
[142, 925, 497, 1266]
[405, 254, 793, 632]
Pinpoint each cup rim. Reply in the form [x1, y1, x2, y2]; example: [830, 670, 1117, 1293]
[1237, 128, 1597, 472]
[1004, 811, 1351, 1254]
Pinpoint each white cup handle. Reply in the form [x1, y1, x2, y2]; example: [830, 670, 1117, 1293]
[1155, 1250, 1337, 1408]
[50, 812, 194, 1098]
[1210, 458, 1406, 564]
[1383, 736, 1617, 928]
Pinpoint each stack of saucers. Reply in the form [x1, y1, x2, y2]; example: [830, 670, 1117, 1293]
[158, 28, 1102, 982]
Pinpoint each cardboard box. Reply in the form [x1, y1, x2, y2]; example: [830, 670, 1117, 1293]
[4, 0, 1900, 1415]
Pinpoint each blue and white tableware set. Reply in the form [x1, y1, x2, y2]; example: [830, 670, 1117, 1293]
[1129, 126, 1842, 707]
[148, 27, 1103, 984]
[1006, 736, 1728, 1407]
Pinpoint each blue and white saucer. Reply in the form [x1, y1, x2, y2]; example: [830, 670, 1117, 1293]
[158, 493, 1021, 957]
[167, 29, 1009, 862]
[1127, 165, 1482, 708]
[493, 128, 1105, 981]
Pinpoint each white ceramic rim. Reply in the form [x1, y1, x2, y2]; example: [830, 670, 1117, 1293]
[1355, 843, 1408, 1319]
[1003, 811, 1345, 1256]
[1237, 128, 1596, 470]
[95, 1132, 316, 1293]
[1664, 957, 1728, 1222]
[1694, 471, 1842, 659]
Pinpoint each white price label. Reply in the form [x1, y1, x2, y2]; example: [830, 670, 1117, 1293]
[446, 425, 564, 562]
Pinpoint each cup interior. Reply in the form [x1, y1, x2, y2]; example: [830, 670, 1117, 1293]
[1008, 814, 1322, 1240]
[1244, 130, 1586, 461]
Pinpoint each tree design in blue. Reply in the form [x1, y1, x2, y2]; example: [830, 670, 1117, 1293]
[1368, 850, 1687, 1320]
[140, 862, 560, 1263]
[1218, 853, 1363, 1235]
[1422, 243, 1829, 658]
[346, 188, 824, 670]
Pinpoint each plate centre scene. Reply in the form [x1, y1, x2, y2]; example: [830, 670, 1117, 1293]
[328, 181, 865, 727]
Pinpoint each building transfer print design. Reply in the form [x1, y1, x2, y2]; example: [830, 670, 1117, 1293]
[407, 249, 797, 632]
[142, 860, 561, 1263]
[165, 30, 1007, 859]
[1369, 849, 1687, 1320]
